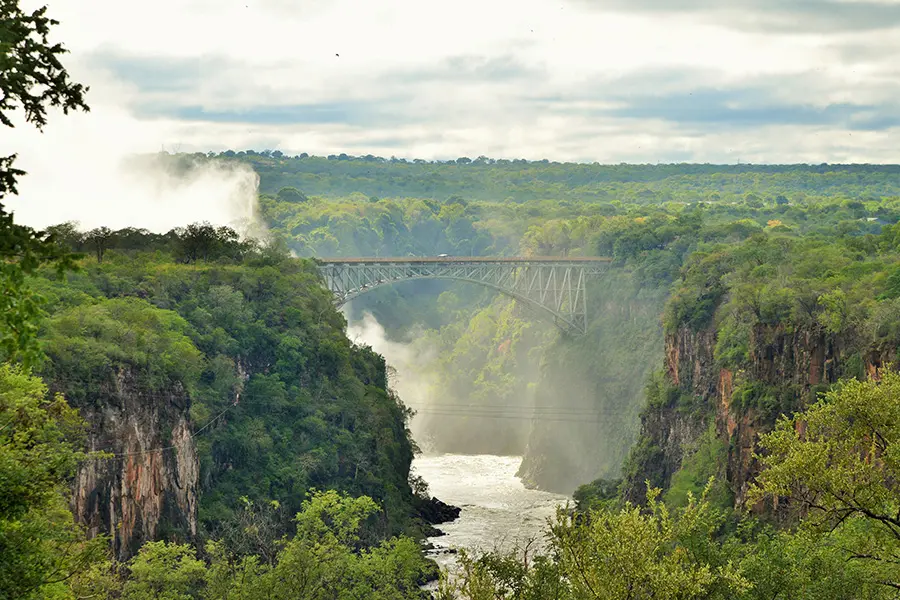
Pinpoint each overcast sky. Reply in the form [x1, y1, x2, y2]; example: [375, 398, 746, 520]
[6, 0, 900, 165]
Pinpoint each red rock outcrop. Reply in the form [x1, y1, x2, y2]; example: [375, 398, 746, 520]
[68, 368, 198, 560]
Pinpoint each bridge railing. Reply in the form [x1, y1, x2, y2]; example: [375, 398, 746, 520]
[314, 256, 613, 264]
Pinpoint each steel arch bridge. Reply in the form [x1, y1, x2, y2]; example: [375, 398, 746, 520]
[315, 257, 612, 334]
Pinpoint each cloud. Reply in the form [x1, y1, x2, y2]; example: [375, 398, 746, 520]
[586, 90, 894, 131]
[569, 0, 900, 33]
[88, 42, 899, 134]
[383, 54, 543, 85]
[85, 52, 229, 94]
[135, 101, 396, 127]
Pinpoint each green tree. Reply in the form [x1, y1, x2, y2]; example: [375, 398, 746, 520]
[551, 488, 747, 600]
[276, 186, 308, 203]
[256, 490, 431, 599]
[86, 226, 114, 263]
[81, 490, 433, 600]
[44, 221, 83, 250]
[1, 0, 89, 366]
[176, 222, 246, 263]
[752, 371, 900, 590]
[738, 526, 891, 600]
[212, 497, 287, 566]
[442, 487, 747, 600]
[0, 364, 105, 599]
[122, 542, 207, 600]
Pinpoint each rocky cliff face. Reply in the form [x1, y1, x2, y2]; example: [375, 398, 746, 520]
[65, 369, 198, 560]
[621, 397, 709, 505]
[624, 323, 865, 507]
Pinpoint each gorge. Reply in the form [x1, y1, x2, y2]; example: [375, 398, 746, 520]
[8, 156, 900, 599]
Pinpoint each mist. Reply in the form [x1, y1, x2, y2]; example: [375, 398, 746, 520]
[345, 304, 545, 458]
[3, 105, 265, 236]
[9, 153, 263, 235]
[344, 311, 439, 452]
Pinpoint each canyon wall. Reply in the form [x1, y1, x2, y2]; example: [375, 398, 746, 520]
[623, 322, 886, 507]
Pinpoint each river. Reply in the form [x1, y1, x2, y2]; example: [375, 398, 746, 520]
[412, 454, 570, 572]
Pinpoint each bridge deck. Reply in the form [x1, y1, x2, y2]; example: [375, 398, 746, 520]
[316, 256, 612, 264]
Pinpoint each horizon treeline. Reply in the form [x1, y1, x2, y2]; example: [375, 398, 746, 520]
[137, 151, 900, 205]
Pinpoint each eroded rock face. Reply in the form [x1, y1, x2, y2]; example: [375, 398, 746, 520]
[622, 400, 709, 504]
[68, 369, 198, 560]
[625, 322, 896, 509]
[666, 327, 719, 399]
[623, 327, 720, 504]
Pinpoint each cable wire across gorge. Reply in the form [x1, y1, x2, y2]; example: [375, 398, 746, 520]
[315, 256, 611, 334]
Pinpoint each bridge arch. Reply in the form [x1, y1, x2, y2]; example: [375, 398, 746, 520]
[316, 257, 610, 334]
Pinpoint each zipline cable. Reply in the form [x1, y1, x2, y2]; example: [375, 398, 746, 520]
[87, 403, 236, 459]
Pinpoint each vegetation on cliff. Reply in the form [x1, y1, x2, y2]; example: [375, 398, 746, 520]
[0, 15, 439, 586]
[618, 184, 900, 507]
[1, 224, 439, 597]
[29, 232, 425, 541]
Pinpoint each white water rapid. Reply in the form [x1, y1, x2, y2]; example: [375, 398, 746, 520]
[412, 454, 570, 572]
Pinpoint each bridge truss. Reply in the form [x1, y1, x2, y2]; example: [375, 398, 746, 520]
[316, 257, 610, 334]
